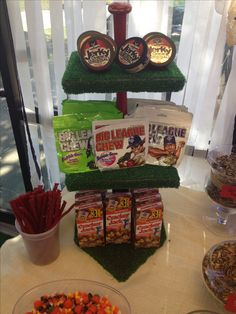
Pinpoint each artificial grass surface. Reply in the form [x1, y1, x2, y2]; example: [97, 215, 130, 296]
[62, 51, 185, 95]
[75, 223, 167, 282]
[65, 165, 179, 191]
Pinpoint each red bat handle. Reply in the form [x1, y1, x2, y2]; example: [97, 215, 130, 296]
[108, 2, 132, 115]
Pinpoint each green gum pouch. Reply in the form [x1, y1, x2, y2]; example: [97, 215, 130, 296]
[62, 99, 123, 117]
[53, 111, 123, 174]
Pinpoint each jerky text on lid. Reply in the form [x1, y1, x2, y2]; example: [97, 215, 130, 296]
[117, 37, 150, 73]
[80, 34, 116, 72]
[77, 30, 101, 54]
[144, 32, 176, 67]
[102, 34, 117, 54]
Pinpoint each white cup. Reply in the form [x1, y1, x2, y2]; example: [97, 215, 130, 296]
[15, 220, 60, 265]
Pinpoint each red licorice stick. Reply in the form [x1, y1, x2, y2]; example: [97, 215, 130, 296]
[36, 192, 46, 233]
[55, 193, 62, 213]
[53, 183, 59, 191]
[39, 192, 48, 231]
[59, 203, 75, 219]
[18, 213, 35, 234]
[45, 189, 62, 230]
[28, 197, 40, 233]
[46, 191, 54, 230]
[32, 185, 44, 194]
[60, 200, 67, 215]
[50, 190, 59, 227]
[49, 202, 75, 229]
[108, 2, 132, 115]
[11, 200, 36, 233]
[48, 200, 66, 229]
[12, 199, 38, 233]
[10, 184, 71, 234]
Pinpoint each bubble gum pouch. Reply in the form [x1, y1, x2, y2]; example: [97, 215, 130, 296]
[92, 119, 149, 171]
[54, 102, 123, 174]
[53, 114, 96, 173]
[129, 106, 193, 167]
[62, 99, 123, 117]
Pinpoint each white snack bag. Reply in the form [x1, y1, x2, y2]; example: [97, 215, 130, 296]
[126, 98, 188, 117]
[128, 107, 193, 167]
[92, 119, 149, 171]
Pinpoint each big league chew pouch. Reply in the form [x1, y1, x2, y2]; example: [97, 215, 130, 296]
[53, 99, 193, 174]
[92, 119, 149, 171]
[126, 100, 193, 167]
[53, 100, 123, 174]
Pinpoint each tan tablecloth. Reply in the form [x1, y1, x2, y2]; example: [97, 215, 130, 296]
[1, 187, 235, 314]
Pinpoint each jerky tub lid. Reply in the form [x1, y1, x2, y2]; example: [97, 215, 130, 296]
[144, 32, 176, 67]
[77, 30, 101, 54]
[80, 34, 117, 72]
[117, 37, 149, 73]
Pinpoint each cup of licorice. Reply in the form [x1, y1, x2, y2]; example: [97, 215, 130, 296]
[10, 184, 74, 265]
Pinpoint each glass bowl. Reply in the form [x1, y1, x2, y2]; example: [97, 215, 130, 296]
[203, 145, 236, 236]
[12, 279, 131, 314]
[202, 241, 236, 305]
[207, 144, 236, 207]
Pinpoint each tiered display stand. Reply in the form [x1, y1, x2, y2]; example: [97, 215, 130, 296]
[62, 2, 185, 192]
[61, 3, 185, 281]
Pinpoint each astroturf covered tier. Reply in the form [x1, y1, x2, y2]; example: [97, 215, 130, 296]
[76, 223, 167, 282]
[62, 51, 185, 95]
[65, 164, 180, 191]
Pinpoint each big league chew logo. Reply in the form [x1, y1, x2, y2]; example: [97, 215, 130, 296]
[95, 125, 145, 152]
[149, 123, 187, 144]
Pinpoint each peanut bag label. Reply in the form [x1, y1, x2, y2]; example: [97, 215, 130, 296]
[93, 119, 149, 170]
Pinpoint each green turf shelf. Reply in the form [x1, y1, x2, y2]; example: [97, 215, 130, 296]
[75, 223, 167, 282]
[62, 51, 185, 95]
[65, 164, 180, 191]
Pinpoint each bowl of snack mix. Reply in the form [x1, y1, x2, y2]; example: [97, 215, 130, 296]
[206, 145, 236, 207]
[202, 241, 236, 306]
[12, 279, 131, 314]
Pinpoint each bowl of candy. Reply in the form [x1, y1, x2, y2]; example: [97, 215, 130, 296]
[202, 241, 236, 307]
[203, 145, 236, 236]
[206, 145, 236, 207]
[12, 279, 131, 314]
